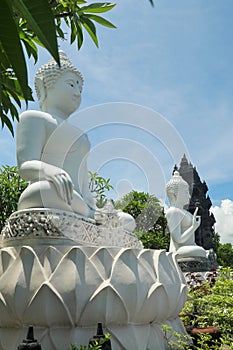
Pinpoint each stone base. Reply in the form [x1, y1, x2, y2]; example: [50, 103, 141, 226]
[0, 245, 188, 350]
[1, 209, 143, 249]
[178, 257, 211, 272]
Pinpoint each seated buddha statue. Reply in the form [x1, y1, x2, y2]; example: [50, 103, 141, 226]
[16, 52, 135, 232]
[165, 171, 206, 258]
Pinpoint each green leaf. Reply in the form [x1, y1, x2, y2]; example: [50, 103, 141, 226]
[81, 16, 98, 47]
[77, 24, 84, 50]
[73, 13, 84, 49]
[13, 0, 60, 65]
[56, 25, 65, 40]
[4, 86, 21, 107]
[86, 14, 116, 28]
[21, 39, 38, 62]
[0, 43, 11, 68]
[70, 19, 77, 44]
[9, 102, 19, 121]
[0, 111, 14, 136]
[19, 29, 38, 62]
[80, 2, 116, 13]
[1, 87, 12, 112]
[0, 0, 29, 100]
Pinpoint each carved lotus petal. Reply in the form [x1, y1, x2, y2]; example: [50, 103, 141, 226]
[164, 317, 187, 338]
[89, 247, 116, 280]
[170, 284, 188, 317]
[79, 282, 128, 325]
[165, 253, 187, 318]
[108, 324, 150, 350]
[49, 328, 75, 350]
[147, 324, 167, 350]
[0, 245, 188, 349]
[139, 282, 169, 322]
[0, 246, 46, 322]
[49, 246, 103, 323]
[156, 251, 186, 306]
[138, 249, 158, 280]
[110, 249, 153, 322]
[0, 328, 26, 350]
[0, 248, 16, 275]
[24, 282, 73, 326]
[0, 292, 16, 327]
[40, 246, 64, 276]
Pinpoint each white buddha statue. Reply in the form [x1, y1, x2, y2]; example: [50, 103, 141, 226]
[16, 52, 135, 232]
[166, 171, 206, 258]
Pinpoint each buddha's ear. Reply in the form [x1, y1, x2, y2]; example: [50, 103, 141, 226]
[168, 193, 176, 206]
[35, 77, 46, 105]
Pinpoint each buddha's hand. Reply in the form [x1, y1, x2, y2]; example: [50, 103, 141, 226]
[45, 165, 74, 205]
[192, 207, 201, 230]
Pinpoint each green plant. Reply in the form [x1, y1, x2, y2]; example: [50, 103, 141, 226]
[116, 191, 169, 249]
[0, 165, 28, 232]
[161, 324, 192, 349]
[69, 334, 111, 349]
[218, 267, 233, 281]
[194, 333, 221, 350]
[161, 323, 230, 349]
[181, 268, 233, 348]
[88, 171, 113, 208]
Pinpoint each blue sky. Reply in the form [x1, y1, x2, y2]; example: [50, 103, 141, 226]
[1, 0, 233, 243]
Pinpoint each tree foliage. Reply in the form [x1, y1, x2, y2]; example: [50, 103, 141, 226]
[0, 0, 116, 136]
[116, 191, 169, 250]
[216, 243, 233, 268]
[0, 165, 28, 232]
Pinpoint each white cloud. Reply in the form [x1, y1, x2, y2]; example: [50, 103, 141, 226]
[211, 199, 233, 244]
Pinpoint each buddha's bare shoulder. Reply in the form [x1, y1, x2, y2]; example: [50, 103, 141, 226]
[19, 110, 54, 123]
[166, 206, 183, 214]
[166, 207, 185, 220]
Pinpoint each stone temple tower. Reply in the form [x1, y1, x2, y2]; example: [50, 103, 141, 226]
[174, 155, 216, 250]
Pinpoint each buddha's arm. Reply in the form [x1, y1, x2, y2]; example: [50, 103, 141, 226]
[167, 208, 198, 244]
[17, 111, 47, 181]
[17, 111, 73, 205]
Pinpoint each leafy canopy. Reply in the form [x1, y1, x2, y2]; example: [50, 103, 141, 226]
[116, 190, 169, 250]
[0, 0, 116, 136]
[216, 243, 233, 268]
[0, 165, 28, 232]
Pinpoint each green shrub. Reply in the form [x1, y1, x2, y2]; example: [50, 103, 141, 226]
[181, 268, 233, 348]
[0, 165, 28, 232]
[69, 334, 111, 350]
[116, 190, 169, 249]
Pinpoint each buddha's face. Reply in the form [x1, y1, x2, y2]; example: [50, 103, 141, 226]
[43, 71, 82, 117]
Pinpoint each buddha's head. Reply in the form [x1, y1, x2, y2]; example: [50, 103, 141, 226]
[35, 51, 84, 116]
[166, 171, 190, 208]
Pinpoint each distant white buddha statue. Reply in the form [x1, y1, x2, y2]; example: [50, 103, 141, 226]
[166, 171, 206, 258]
[16, 52, 135, 232]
